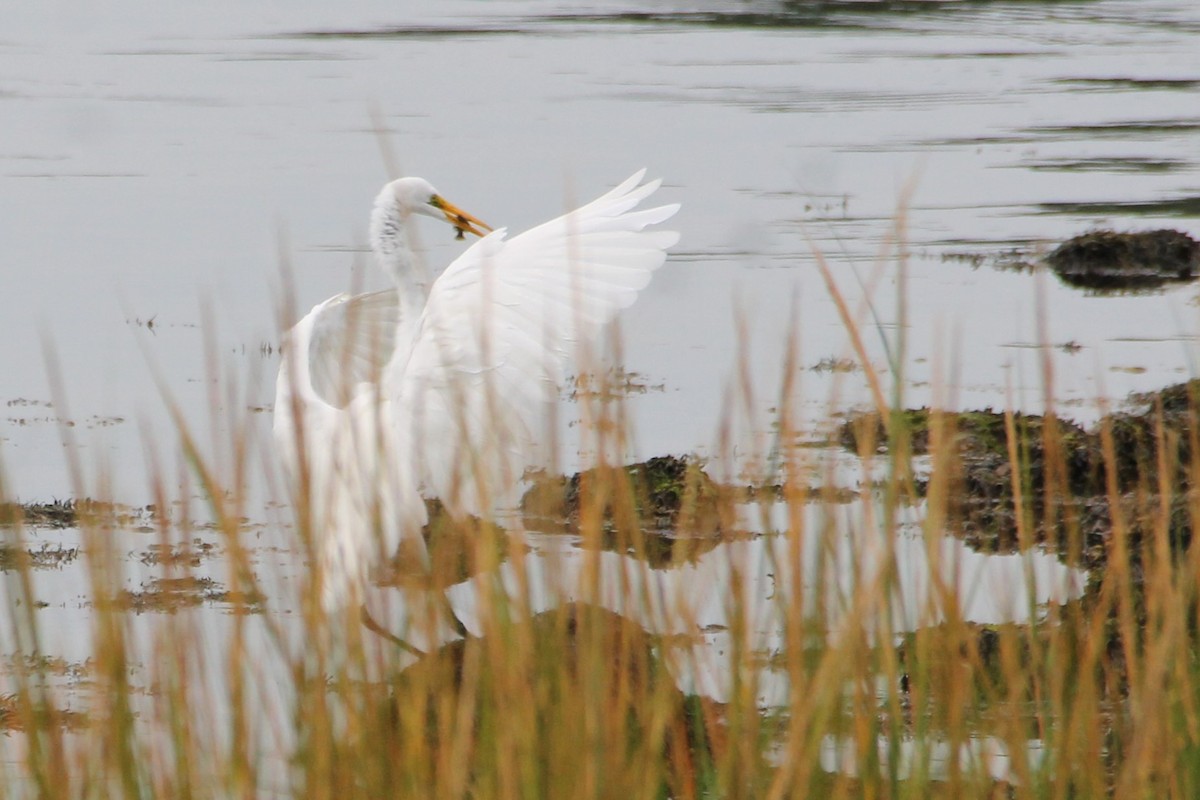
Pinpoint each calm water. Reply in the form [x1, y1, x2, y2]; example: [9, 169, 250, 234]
[3, 0, 1199, 501]
[1, 0, 1198, 786]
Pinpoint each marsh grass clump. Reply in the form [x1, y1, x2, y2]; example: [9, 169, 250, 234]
[0, 408, 1188, 797]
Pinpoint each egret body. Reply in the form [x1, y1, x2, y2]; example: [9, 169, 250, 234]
[274, 171, 679, 609]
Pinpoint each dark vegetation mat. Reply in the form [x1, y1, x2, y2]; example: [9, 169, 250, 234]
[839, 379, 1200, 646]
[1046, 228, 1199, 292]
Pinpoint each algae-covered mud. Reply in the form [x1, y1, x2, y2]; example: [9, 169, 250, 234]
[951, 228, 1200, 294]
[840, 380, 1200, 553]
[1047, 229, 1200, 293]
[837, 379, 1200, 670]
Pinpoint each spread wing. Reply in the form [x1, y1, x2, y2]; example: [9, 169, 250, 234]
[275, 288, 418, 609]
[307, 289, 401, 408]
[387, 169, 680, 514]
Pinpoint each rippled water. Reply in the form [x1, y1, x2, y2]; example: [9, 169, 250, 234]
[1, 1, 1198, 786]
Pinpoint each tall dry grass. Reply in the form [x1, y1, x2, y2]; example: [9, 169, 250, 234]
[2, 235, 1200, 799]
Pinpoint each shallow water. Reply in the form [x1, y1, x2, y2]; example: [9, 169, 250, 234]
[2, 0, 1199, 501]
[1, 0, 1198, 787]
[1, 500, 1083, 789]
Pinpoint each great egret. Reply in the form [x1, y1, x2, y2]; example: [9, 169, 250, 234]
[275, 170, 680, 609]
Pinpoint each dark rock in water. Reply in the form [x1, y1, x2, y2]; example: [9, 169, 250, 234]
[839, 407, 1097, 494]
[520, 455, 728, 567]
[1046, 228, 1200, 292]
[837, 381, 1200, 558]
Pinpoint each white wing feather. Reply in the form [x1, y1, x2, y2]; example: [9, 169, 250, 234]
[390, 169, 680, 514]
[307, 289, 401, 407]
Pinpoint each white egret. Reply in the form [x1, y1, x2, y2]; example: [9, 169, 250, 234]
[275, 170, 680, 609]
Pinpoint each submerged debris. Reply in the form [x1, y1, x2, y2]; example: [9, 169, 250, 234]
[941, 247, 1038, 275]
[117, 576, 264, 615]
[0, 542, 80, 572]
[566, 366, 665, 401]
[1046, 228, 1199, 292]
[137, 539, 218, 567]
[0, 498, 147, 530]
[0, 692, 87, 733]
[0, 499, 77, 528]
[811, 356, 858, 374]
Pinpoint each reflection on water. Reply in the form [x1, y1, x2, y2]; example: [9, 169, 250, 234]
[819, 733, 1046, 784]
[365, 502, 1084, 707]
[0, 494, 1083, 789]
[0, 488, 1080, 779]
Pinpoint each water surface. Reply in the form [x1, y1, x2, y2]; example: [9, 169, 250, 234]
[3, 1, 1199, 501]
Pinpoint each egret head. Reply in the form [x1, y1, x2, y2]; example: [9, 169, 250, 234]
[385, 177, 491, 239]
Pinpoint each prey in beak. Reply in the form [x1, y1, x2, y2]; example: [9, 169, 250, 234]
[430, 195, 492, 240]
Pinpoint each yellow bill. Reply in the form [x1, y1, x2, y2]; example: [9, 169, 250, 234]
[430, 195, 492, 239]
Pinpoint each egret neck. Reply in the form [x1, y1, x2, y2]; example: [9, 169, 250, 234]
[369, 183, 433, 319]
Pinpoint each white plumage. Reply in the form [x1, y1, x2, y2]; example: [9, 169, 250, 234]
[274, 170, 680, 609]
